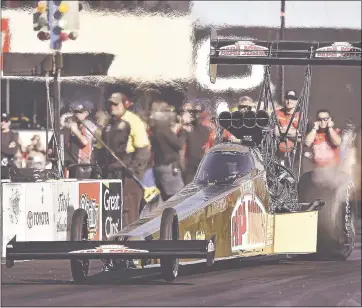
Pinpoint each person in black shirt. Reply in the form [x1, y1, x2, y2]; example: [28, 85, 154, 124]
[150, 107, 184, 201]
[178, 103, 211, 185]
[1, 113, 21, 178]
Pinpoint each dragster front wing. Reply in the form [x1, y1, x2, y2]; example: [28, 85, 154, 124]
[5, 236, 216, 267]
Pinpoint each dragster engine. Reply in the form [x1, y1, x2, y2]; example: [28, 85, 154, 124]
[217, 110, 270, 146]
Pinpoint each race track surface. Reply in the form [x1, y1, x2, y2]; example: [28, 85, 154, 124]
[2, 233, 361, 306]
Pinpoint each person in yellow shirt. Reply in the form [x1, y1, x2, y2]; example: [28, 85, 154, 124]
[101, 92, 151, 227]
[102, 92, 151, 180]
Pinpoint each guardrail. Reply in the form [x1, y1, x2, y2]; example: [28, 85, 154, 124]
[1, 179, 123, 257]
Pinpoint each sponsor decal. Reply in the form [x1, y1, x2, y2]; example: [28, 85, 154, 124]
[206, 199, 228, 218]
[40, 186, 45, 205]
[58, 192, 70, 212]
[184, 231, 191, 240]
[231, 193, 266, 252]
[79, 183, 100, 240]
[56, 192, 73, 233]
[1, 157, 8, 166]
[207, 240, 215, 252]
[219, 41, 268, 57]
[242, 181, 253, 193]
[101, 182, 123, 240]
[69, 245, 149, 254]
[27, 211, 50, 229]
[315, 42, 361, 58]
[195, 37, 276, 93]
[196, 230, 206, 240]
[8, 188, 20, 224]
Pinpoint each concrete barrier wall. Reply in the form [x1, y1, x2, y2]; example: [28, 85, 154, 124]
[1, 179, 123, 257]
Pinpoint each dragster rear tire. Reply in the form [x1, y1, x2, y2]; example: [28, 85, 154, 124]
[298, 170, 356, 260]
[159, 207, 179, 282]
[70, 208, 90, 283]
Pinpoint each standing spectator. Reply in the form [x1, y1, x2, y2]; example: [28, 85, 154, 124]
[1, 113, 22, 178]
[304, 109, 341, 167]
[178, 102, 211, 185]
[275, 90, 301, 165]
[26, 134, 46, 169]
[102, 92, 151, 226]
[150, 107, 184, 201]
[233, 96, 257, 113]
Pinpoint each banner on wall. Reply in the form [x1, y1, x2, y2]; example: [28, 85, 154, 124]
[101, 181, 123, 241]
[24, 183, 54, 242]
[1, 183, 26, 257]
[54, 181, 79, 241]
[79, 182, 101, 240]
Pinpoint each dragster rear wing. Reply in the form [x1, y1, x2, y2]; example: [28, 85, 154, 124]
[209, 29, 361, 82]
[5, 236, 215, 267]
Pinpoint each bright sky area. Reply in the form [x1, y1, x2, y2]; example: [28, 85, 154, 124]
[191, 1, 361, 29]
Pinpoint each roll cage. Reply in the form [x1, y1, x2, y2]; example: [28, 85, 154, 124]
[209, 29, 361, 212]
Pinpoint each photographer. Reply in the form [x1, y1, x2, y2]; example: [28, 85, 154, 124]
[178, 102, 211, 185]
[149, 106, 184, 201]
[49, 101, 97, 178]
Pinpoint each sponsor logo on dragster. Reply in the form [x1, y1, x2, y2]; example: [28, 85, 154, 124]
[184, 231, 191, 240]
[196, 230, 205, 240]
[219, 41, 268, 57]
[69, 245, 149, 254]
[207, 240, 215, 252]
[27, 211, 50, 229]
[231, 193, 266, 252]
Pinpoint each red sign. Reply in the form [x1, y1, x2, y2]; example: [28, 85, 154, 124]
[1, 18, 10, 71]
[79, 182, 101, 240]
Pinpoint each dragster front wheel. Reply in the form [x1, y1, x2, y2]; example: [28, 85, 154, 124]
[70, 208, 90, 283]
[159, 207, 179, 282]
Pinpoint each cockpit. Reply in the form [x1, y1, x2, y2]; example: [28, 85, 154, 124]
[194, 150, 255, 185]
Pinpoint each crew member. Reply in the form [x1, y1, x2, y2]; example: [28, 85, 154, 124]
[233, 96, 257, 113]
[102, 92, 151, 226]
[275, 90, 301, 165]
[304, 109, 341, 167]
[150, 106, 184, 201]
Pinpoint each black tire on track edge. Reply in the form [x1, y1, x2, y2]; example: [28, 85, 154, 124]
[70, 208, 90, 283]
[159, 207, 179, 282]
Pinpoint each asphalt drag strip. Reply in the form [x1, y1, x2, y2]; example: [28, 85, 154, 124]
[1, 233, 361, 306]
